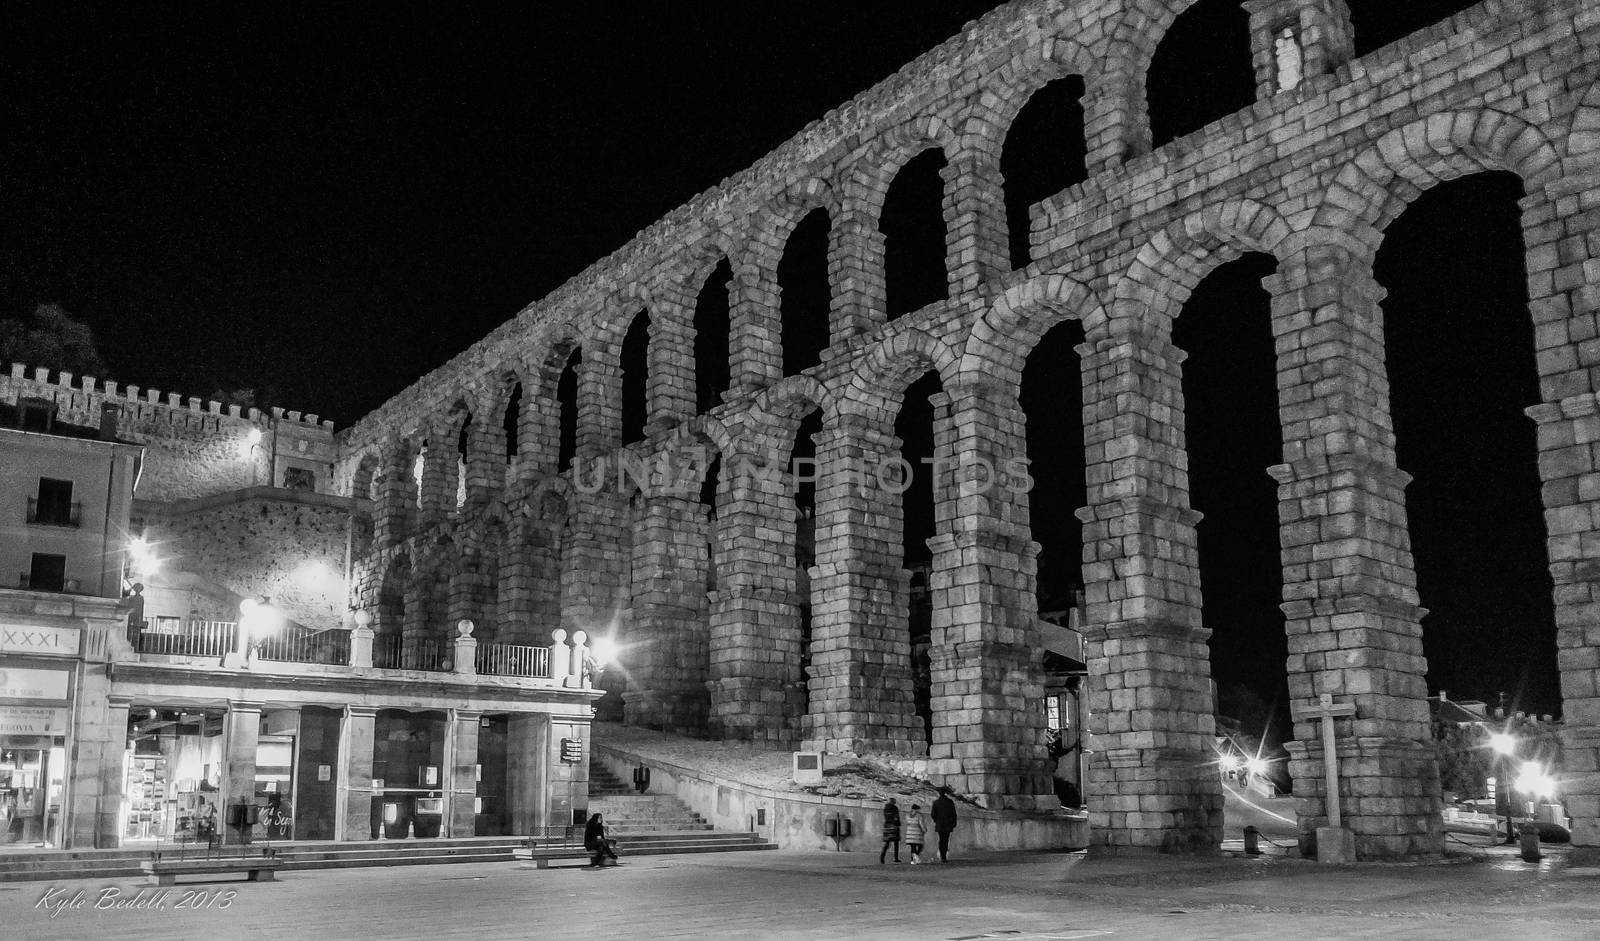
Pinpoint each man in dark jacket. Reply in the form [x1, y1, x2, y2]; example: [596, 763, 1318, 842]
[931, 787, 958, 863]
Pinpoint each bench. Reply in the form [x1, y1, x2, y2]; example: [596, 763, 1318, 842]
[141, 854, 283, 886]
[512, 844, 593, 869]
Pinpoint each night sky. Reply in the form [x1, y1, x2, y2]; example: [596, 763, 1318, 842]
[6, 1, 1556, 722]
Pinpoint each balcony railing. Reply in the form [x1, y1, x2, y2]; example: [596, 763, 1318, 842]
[256, 625, 350, 666]
[26, 497, 81, 527]
[372, 632, 446, 672]
[129, 618, 237, 658]
[476, 642, 551, 678]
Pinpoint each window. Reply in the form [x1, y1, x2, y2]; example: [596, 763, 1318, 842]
[29, 478, 79, 527]
[28, 553, 67, 592]
[282, 467, 316, 492]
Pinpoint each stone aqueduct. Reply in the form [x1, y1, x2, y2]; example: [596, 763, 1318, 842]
[332, 0, 1600, 858]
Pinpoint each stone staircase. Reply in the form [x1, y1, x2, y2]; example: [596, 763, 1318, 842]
[586, 760, 775, 854]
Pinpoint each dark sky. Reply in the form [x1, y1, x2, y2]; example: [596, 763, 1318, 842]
[8, 1, 1551, 720]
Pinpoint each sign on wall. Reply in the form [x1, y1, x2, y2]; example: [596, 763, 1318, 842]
[0, 625, 81, 657]
[0, 667, 70, 700]
[0, 705, 69, 736]
[560, 738, 582, 764]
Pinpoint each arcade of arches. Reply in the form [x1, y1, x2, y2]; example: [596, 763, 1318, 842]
[335, 0, 1600, 859]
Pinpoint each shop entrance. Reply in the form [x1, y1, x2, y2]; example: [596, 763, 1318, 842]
[1, 737, 65, 847]
[371, 709, 444, 839]
[124, 708, 224, 845]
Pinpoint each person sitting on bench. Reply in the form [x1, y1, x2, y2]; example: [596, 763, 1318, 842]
[583, 813, 618, 867]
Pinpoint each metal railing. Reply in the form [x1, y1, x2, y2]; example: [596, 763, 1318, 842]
[373, 633, 445, 671]
[255, 625, 350, 666]
[476, 642, 551, 678]
[129, 618, 237, 658]
[26, 497, 81, 527]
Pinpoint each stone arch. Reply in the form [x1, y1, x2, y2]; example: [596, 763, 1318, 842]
[348, 449, 383, 502]
[752, 178, 841, 370]
[594, 285, 656, 446]
[680, 232, 747, 410]
[843, 114, 960, 222]
[959, 272, 1106, 389]
[843, 325, 965, 426]
[1089, 0, 1199, 167]
[1110, 196, 1293, 332]
[1311, 109, 1563, 239]
[959, 34, 1095, 160]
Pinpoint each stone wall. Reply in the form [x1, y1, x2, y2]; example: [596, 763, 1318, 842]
[143, 488, 353, 632]
[328, 0, 1600, 858]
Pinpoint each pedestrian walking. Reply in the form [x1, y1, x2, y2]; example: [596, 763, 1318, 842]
[879, 798, 902, 864]
[931, 787, 958, 863]
[903, 804, 927, 864]
[584, 812, 619, 867]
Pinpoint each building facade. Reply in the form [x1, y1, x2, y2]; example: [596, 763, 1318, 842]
[0, 365, 603, 851]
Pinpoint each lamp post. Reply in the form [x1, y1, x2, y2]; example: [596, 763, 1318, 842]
[227, 597, 282, 669]
[1489, 731, 1517, 845]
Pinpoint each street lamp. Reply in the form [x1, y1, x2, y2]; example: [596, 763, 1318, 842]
[1490, 731, 1518, 844]
[228, 596, 283, 668]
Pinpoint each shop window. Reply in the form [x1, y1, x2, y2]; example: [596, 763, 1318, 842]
[27, 553, 67, 592]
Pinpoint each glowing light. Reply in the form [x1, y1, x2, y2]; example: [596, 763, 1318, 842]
[1244, 757, 1268, 778]
[239, 427, 264, 459]
[1514, 762, 1556, 802]
[238, 597, 284, 640]
[127, 537, 161, 577]
[590, 636, 618, 667]
[1489, 732, 1516, 755]
[1218, 753, 1241, 772]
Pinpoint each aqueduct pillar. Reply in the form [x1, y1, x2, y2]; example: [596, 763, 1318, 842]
[1266, 238, 1443, 859]
[926, 381, 1055, 809]
[1078, 323, 1222, 853]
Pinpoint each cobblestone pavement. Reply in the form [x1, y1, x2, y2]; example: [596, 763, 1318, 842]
[3, 845, 1597, 940]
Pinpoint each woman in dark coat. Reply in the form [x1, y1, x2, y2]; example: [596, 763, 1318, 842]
[879, 798, 902, 864]
[584, 812, 619, 867]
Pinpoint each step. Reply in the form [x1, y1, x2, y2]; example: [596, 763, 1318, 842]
[0, 833, 775, 881]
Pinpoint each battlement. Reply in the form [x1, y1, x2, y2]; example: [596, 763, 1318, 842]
[4, 361, 334, 431]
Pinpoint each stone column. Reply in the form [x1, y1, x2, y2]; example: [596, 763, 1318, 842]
[562, 489, 629, 636]
[1077, 325, 1221, 853]
[829, 209, 887, 340]
[1266, 240, 1441, 860]
[219, 701, 262, 845]
[729, 258, 782, 394]
[708, 450, 803, 744]
[506, 713, 549, 835]
[925, 381, 1054, 809]
[1523, 174, 1600, 848]
[335, 705, 376, 841]
[443, 709, 481, 838]
[84, 693, 133, 848]
[1081, 69, 1148, 176]
[547, 714, 592, 829]
[804, 415, 920, 754]
[628, 490, 711, 735]
[943, 155, 1009, 293]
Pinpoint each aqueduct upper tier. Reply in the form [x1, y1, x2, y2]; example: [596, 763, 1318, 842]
[333, 0, 1600, 859]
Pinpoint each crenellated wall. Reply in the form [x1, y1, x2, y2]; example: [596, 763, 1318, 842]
[1, 361, 336, 502]
[326, 0, 1600, 860]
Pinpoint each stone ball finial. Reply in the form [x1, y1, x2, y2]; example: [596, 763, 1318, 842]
[572, 630, 588, 646]
[552, 628, 567, 644]
[457, 618, 475, 637]
[353, 609, 373, 629]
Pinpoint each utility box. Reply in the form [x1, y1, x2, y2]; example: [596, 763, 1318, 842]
[793, 751, 824, 785]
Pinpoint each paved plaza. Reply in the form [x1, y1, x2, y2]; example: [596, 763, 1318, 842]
[3, 843, 1597, 941]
